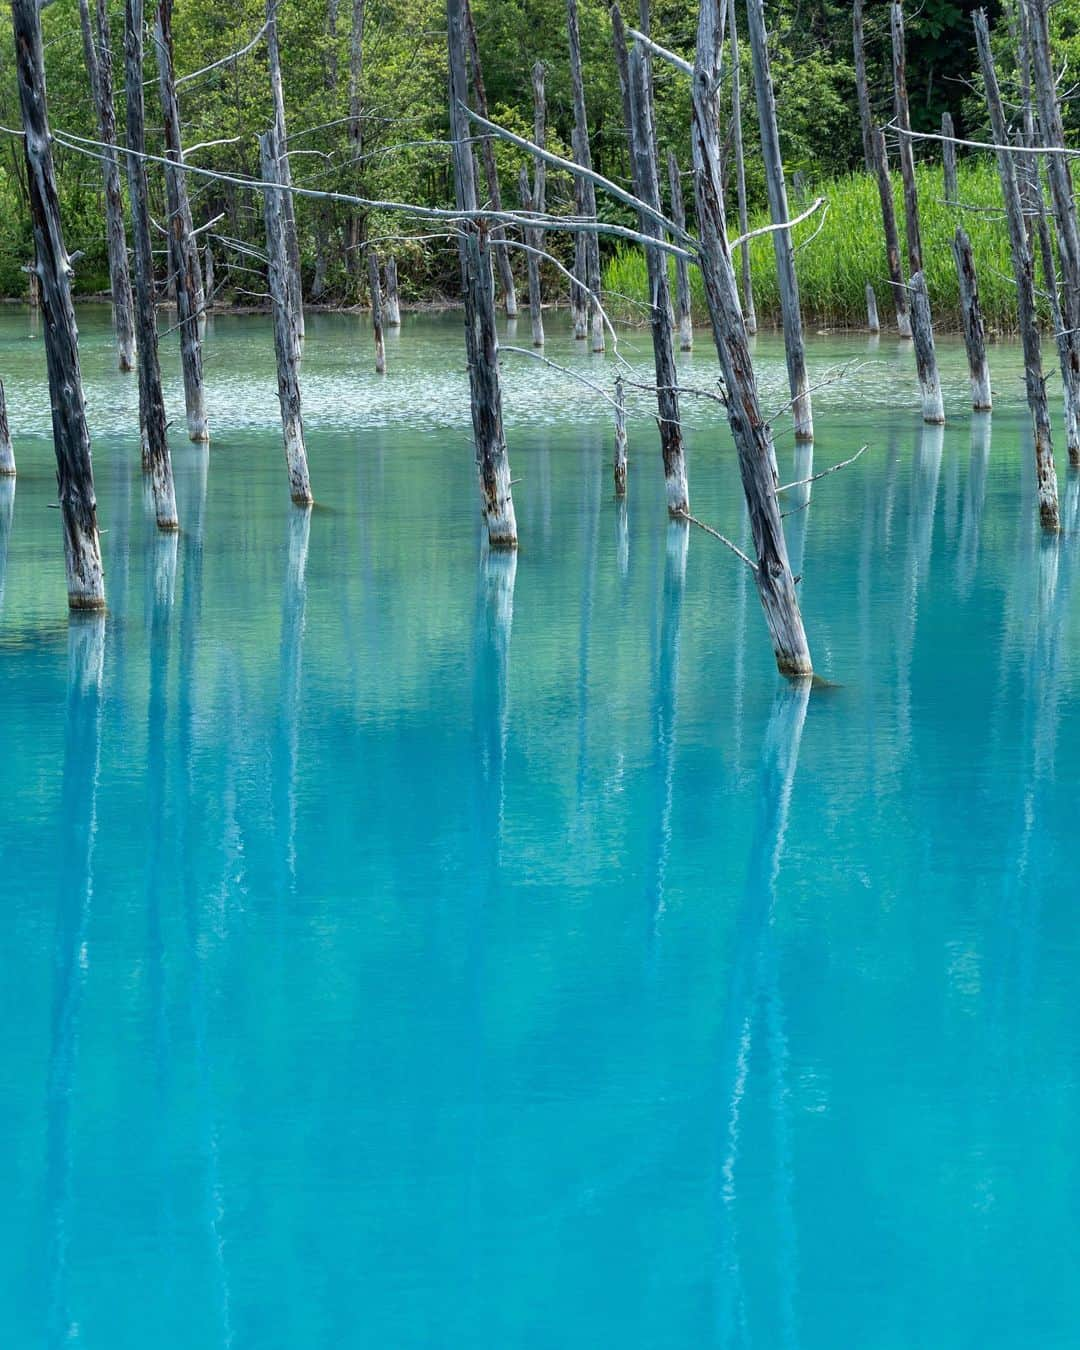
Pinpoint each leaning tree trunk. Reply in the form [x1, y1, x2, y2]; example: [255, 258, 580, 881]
[852, 0, 875, 173]
[367, 247, 386, 373]
[0, 380, 14, 476]
[745, 0, 812, 440]
[155, 0, 208, 442]
[690, 0, 811, 676]
[729, 0, 756, 334]
[974, 8, 1058, 531]
[384, 255, 401, 325]
[123, 0, 178, 531]
[890, 3, 923, 274]
[463, 0, 517, 317]
[447, 0, 517, 548]
[873, 130, 912, 337]
[266, 0, 305, 348]
[260, 127, 313, 506]
[942, 111, 958, 205]
[568, 0, 604, 351]
[612, 13, 689, 515]
[950, 225, 991, 410]
[908, 272, 944, 423]
[77, 0, 136, 372]
[12, 0, 105, 607]
[667, 150, 694, 351]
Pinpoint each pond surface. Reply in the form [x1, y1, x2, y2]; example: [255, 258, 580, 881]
[2, 306, 1079, 1348]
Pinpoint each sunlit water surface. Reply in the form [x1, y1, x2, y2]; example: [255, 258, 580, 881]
[2, 307, 1079, 1348]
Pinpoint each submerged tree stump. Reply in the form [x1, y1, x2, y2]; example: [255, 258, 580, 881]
[950, 226, 991, 411]
[865, 282, 880, 334]
[909, 272, 944, 424]
[368, 247, 387, 374]
[384, 255, 402, 326]
[614, 374, 628, 497]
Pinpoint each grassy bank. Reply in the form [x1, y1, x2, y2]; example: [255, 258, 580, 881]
[603, 158, 1022, 331]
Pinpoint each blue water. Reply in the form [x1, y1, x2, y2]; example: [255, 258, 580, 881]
[3, 307, 1079, 1347]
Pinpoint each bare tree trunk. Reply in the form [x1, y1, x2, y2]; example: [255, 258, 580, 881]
[974, 9, 1058, 531]
[522, 61, 546, 349]
[890, 3, 923, 274]
[745, 0, 812, 440]
[203, 240, 215, 305]
[463, 0, 517, 317]
[266, 0, 305, 347]
[568, 0, 604, 351]
[1033, 171, 1080, 461]
[518, 167, 544, 348]
[260, 127, 313, 506]
[77, 0, 136, 372]
[124, 0, 178, 531]
[865, 281, 880, 333]
[950, 226, 991, 410]
[155, 0, 208, 442]
[667, 150, 693, 350]
[614, 374, 627, 496]
[729, 0, 756, 334]
[367, 246, 386, 373]
[852, 0, 875, 173]
[688, 0, 811, 676]
[447, 0, 517, 549]
[384, 254, 401, 325]
[942, 111, 958, 205]
[909, 272, 944, 423]
[344, 0, 366, 296]
[12, 0, 105, 607]
[0, 380, 14, 476]
[612, 12, 689, 515]
[27, 264, 39, 309]
[873, 129, 912, 337]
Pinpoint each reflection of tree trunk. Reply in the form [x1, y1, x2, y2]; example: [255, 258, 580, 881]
[473, 548, 517, 858]
[784, 442, 813, 579]
[956, 416, 991, 597]
[275, 507, 311, 896]
[897, 422, 943, 745]
[0, 477, 13, 613]
[575, 444, 602, 814]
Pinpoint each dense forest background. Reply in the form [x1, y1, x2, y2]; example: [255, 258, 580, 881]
[1, 0, 1075, 309]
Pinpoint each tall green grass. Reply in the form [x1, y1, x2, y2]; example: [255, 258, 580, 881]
[604, 159, 1021, 331]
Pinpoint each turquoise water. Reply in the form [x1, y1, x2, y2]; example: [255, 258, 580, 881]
[3, 307, 1079, 1347]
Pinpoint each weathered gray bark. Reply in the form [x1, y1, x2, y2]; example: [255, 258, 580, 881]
[729, 0, 756, 334]
[950, 226, 991, 410]
[941, 111, 958, 205]
[1033, 170, 1080, 461]
[447, 0, 517, 548]
[745, 0, 812, 440]
[612, 12, 689, 515]
[667, 151, 694, 350]
[266, 0, 305, 347]
[614, 374, 627, 496]
[518, 167, 544, 348]
[873, 130, 912, 337]
[687, 0, 811, 676]
[124, 0, 178, 531]
[367, 246, 386, 373]
[865, 281, 880, 333]
[312, 0, 339, 302]
[260, 127, 314, 506]
[13, 0, 105, 608]
[521, 61, 547, 349]
[567, 0, 604, 351]
[203, 240, 215, 305]
[852, 0, 875, 173]
[77, 0, 136, 372]
[154, 0, 208, 442]
[345, 0, 366, 290]
[890, 3, 923, 274]
[463, 0, 517, 316]
[0, 380, 14, 476]
[974, 9, 1058, 531]
[384, 254, 401, 325]
[908, 272, 944, 423]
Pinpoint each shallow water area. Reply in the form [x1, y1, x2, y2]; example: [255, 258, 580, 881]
[2, 306, 1079, 1348]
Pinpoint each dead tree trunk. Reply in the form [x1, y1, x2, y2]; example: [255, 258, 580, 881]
[346, 0, 366, 293]
[367, 246, 386, 373]
[518, 168, 544, 348]
[942, 111, 958, 205]
[0, 380, 14, 476]
[522, 61, 547, 349]
[612, 12, 689, 515]
[865, 281, 880, 333]
[463, 0, 517, 317]
[568, 0, 604, 351]
[447, 0, 517, 549]
[687, 0, 810, 676]
[729, 0, 756, 334]
[204, 240, 215, 305]
[890, 3, 923, 274]
[667, 151, 694, 350]
[873, 130, 912, 337]
[950, 226, 991, 410]
[613, 375, 628, 496]
[745, 0, 812, 440]
[1033, 172, 1080, 460]
[384, 255, 401, 325]
[974, 9, 1058, 531]
[77, 0, 136, 372]
[124, 0, 178, 531]
[260, 127, 313, 506]
[266, 0, 305, 347]
[853, 0, 875, 173]
[155, 0, 208, 442]
[909, 272, 944, 423]
[12, 0, 105, 607]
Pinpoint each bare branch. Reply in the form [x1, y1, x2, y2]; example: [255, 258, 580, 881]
[674, 510, 758, 569]
[776, 443, 870, 494]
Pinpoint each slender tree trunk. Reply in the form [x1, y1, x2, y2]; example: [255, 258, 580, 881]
[852, 0, 875, 173]
[77, 0, 136, 372]
[865, 281, 880, 333]
[203, 240, 215, 305]
[367, 246, 386, 373]
[941, 110, 958, 205]
[463, 0, 517, 317]
[124, 0, 178, 531]
[667, 150, 694, 350]
[890, 3, 923, 274]
[447, 0, 517, 548]
[266, 0, 305, 346]
[155, 0, 209, 442]
[729, 0, 756, 334]
[0, 379, 14, 476]
[974, 9, 1058, 531]
[12, 0, 105, 608]
[745, 0, 812, 440]
[518, 167, 545, 348]
[950, 226, 991, 410]
[614, 374, 627, 496]
[568, 0, 604, 351]
[1033, 168, 1080, 461]
[260, 127, 313, 506]
[384, 254, 401, 325]
[908, 272, 944, 423]
[874, 130, 912, 337]
[523, 61, 546, 349]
